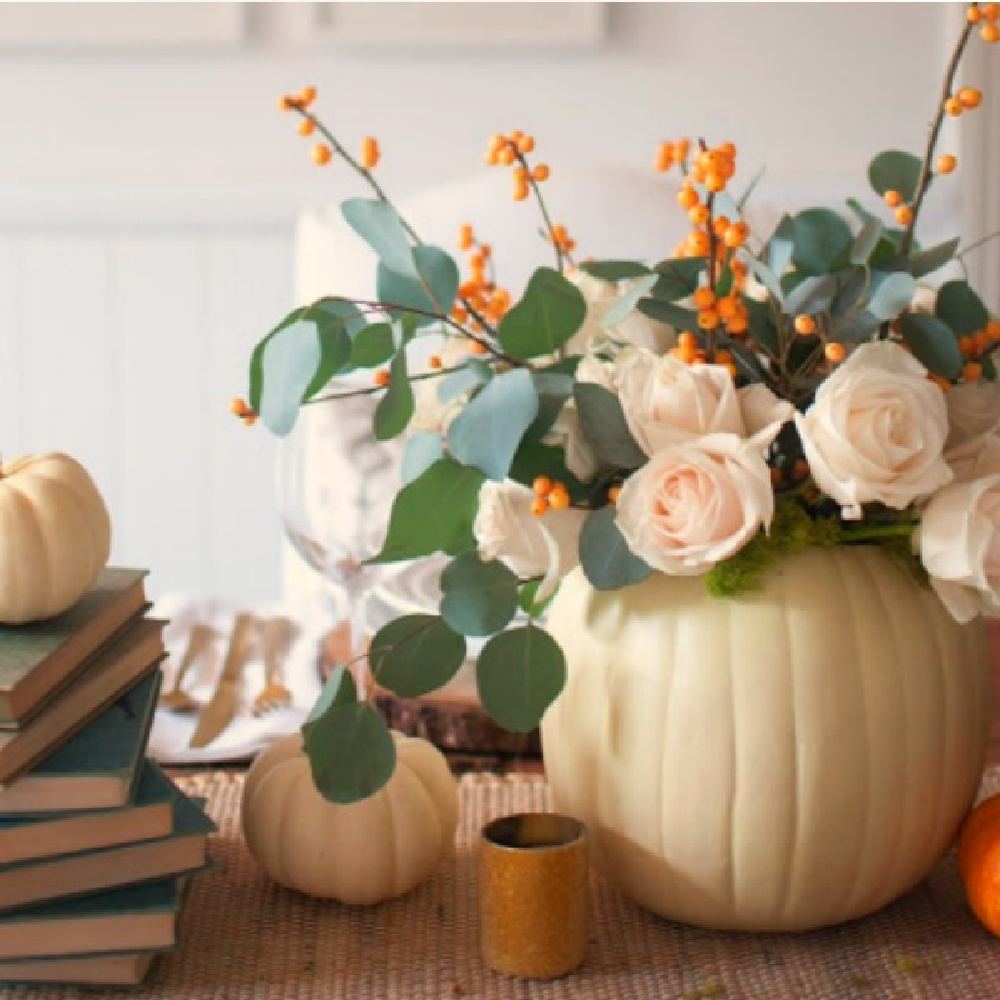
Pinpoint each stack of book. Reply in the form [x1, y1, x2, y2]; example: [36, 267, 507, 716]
[0, 568, 213, 987]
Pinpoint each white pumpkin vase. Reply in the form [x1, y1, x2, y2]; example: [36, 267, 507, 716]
[242, 730, 458, 905]
[540, 545, 992, 932]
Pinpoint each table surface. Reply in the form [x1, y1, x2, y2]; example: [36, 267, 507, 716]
[5, 768, 1000, 1000]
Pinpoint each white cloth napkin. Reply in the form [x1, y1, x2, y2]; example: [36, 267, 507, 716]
[147, 594, 328, 765]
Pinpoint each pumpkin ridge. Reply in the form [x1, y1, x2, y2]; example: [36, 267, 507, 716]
[828, 549, 876, 918]
[26, 471, 109, 579]
[724, 595, 738, 914]
[777, 567, 800, 924]
[0, 489, 45, 621]
[657, 588, 679, 863]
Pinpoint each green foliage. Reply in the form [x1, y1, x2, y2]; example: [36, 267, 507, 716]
[792, 209, 853, 276]
[499, 268, 587, 359]
[602, 274, 658, 328]
[908, 237, 960, 278]
[440, 553, 520, 636]
[258, 320, 320, 436]
[935, 279, 990, 337]
[740, 253, 785, 302]
[636, 298, 699, 328]
[371, 457, 485, 563]
[579, 506, 652, 590]
[518, 578, 558, 618]
[349, 323, 395, 367]
[705, 501, 841, 597]
[850, 218, 884, 266]
[765, 214, 796, 276]
[373, 349, 414, 440]
[899, 313, 963, 379]
[341, 198, 415, 276]
[573, 383, 646, 470]
[476, 624, 566, 732]
[304, 319, 352, 401]
[447, 368, 539, 480]
[369, 614, 467, 696]
[868, 150, 923, 202]
[302, 666, 395, 803]
[867, 272, 916, 321]
[401, 431, 444, 484]
[579, 260, 651, 281]
[376, 246, 460, 324]
[507, 440, 589, 505]
[784, 275, 837, 316]
[650, 257, 706, 301]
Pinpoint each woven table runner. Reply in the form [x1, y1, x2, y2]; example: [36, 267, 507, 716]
[5, 770, 1000, 1000]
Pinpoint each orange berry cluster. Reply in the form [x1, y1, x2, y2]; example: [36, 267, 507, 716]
[944, 85, 983, 117]
[228, 397, 257, 426]
[453, 224, 512, 329]
[277, 85, 380, 171]
[882, 188, 915, 226]
[791, 313, 848, 364]
[958, 318, 1000, 381]
[669, 331, 739, 377]
[968, 3, 1000, 42]
[530, 476, 570, 515]
[484, 130, 548, 201]
[653, 137, 691, 173]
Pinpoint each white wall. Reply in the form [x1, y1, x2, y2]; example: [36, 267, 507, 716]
[0, 2, 981, 605]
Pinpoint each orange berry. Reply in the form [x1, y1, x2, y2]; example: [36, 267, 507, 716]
[794, 314, 816, 336]
[687, 230, 711, 255]
[935, 153, 958, 174]
[297, 85, 317, 107]
[277, 94, 297, 112]
[548, 488, 571, 511]
[964, 361, 984, 381]
[654, 141, 674, 172]
[894, 205, 914, 226]
[607, 485, 621, 505]
[360, 136, 380, 170]
[960, 335, 977, 357]
[723, 225, 746, 248]
[458, 224, 474, 250]
[985, 1, 1000, 19]
[960, 86, 983, 109]
[497, 145, 516, 166]
[982, 21, 999, 39]
[512, 182, 529, 201]
[677, 343, 699, 364]
[726, 315, 749, 335]
[490, 288, 511, 312]
[507, 129, 524, 143]
[469, 340, 489, 355]
[517, 135, 535, 154]
[674, 138, 690, 161]
[712, 215, 731, 237]
[533, 475, 553, 497]
[692, 287, 716, 310]
[945, 96, 964, 116]
[530, 497, 549, 516]
[428, 355, 443, 370]
[930, 373, 952, 393]
[718, 141, 737, 158]
[705, 172, 726, 193]
[513, 165, 529, 185]
[987, 319, 1000, 341]
[312, 143, 332, 166]
[883, 189, 903, 208]
[688, 204, 710, 226]
[297, 118, 315, 137]
[532, 163, 550, 182]
[717, 296, 740, 320]
[241, 413, 257, 427]
[228, 397, 250, 417]
[825, 342, 847, 363]
[677, 186, 699, 210]
[697, 308, 720, 331]
[969, 3, 983, 21]
[374, 369, 390, 387]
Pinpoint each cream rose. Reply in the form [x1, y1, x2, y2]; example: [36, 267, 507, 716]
[473, 480, 587, 598]
[918, 474, 1000, 622]
[615, 433, 774, 576]
[946, 379, 1000, 448]
[563, 273, 674, 356]
[946, 432, 1000, 484]
[616, 350, 792, 455]
[794, 341, 952, 519]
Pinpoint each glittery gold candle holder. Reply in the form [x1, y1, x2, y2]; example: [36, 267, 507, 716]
[479, 812, 589, 979]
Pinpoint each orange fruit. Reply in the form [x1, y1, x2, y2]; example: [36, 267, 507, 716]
[957, 795, 1000, 935]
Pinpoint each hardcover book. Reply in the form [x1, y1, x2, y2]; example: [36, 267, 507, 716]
[0, 760, 175, 865]
[0, 778, 213, 913]
[0, 568, 148, 728]
[0, 950, 156, 986]
[0, 617, 165, 786]
[0, 669, 160, 816]
[0, 874, 184, 960]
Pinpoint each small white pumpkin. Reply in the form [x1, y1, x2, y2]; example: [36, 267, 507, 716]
[242, 731, 458, 904]
[0, 452, 112, 624]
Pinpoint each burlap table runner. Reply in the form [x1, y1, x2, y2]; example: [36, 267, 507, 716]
[5, 768, 1000, 999]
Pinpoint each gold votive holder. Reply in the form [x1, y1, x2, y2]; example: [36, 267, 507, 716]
[479, 812, 589, 979]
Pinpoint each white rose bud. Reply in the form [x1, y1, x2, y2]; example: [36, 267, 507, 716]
[795, 341, 952, 519]
[918, 474, 1000, 622]
[615, 433, 774, 576]
[473, 480, 587, 599]
[563, 273, 674, 356]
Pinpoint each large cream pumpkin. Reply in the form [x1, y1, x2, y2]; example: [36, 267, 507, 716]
[541, 546, 992, 932]
[0, 452, 112, 624]
[242, 731, 458, 904]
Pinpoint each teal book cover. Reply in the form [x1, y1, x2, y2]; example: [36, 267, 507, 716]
[0, 669, 161, 817]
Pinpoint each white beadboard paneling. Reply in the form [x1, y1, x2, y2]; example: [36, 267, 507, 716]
[204, 232, 293, 607]
[20, 234, 121, 518]
[0, 238, 25, 452]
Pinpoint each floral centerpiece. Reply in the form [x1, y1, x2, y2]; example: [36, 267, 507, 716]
[238, 7, 1000, 825]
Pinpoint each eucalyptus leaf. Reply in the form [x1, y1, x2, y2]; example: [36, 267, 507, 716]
[508, 440, 588, 504]
[373, 349, 414, 441]
[764, 214, 796, 277]
[498, 268, 587, 359]
[476, 625, 566, 732]
[440, 553, 519, 637]
[369, 614, 467, 697]
[792, 209, 853, 276]
[899, 312, 963, 379]
[601, 274, 658, 328]
[303, 318, 352, 400]
[249, 306, 307, 412]
[850, 217, 884, 266]
[302, 665, 395, 804]
[866, 271, 916, 321]
[831, 310, 882, 342]
[447, 368, 539, 480]
[784, 275, 837, 316]
[438, 363, 485, 402]
[376, 245, 460, 325]
[579, 260, 652, 281]
[868, 150, 923, 201]
[651, 257, 707, 301]
[527, 371, 576, 440]
[573, 383, 646, 469]
[830, 269, 869, 319]
[372, 457, 485, 563]
[637, 298, 699, 329]
[350, 322, 395, 367]
[742, 253, 784, 302]
[518, 578, 558, 618]
[258, 319, 321, 436]
[935, 279, 990, 337]
[908, 237, 960, 278]
[341, 198, 415, 277]
[737, 164, 766, 210]
[744, 300, 781, 355]
[579, 506, 652, 590]
[401, 431, 443, 483]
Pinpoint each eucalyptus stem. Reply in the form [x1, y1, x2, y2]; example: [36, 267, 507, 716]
[900, 20, 976, 255]
[957, 229, 1000, 258]
[513, 148, 572, 272]
[305, 364, 472, 405]
[840, 523, 916, 543]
